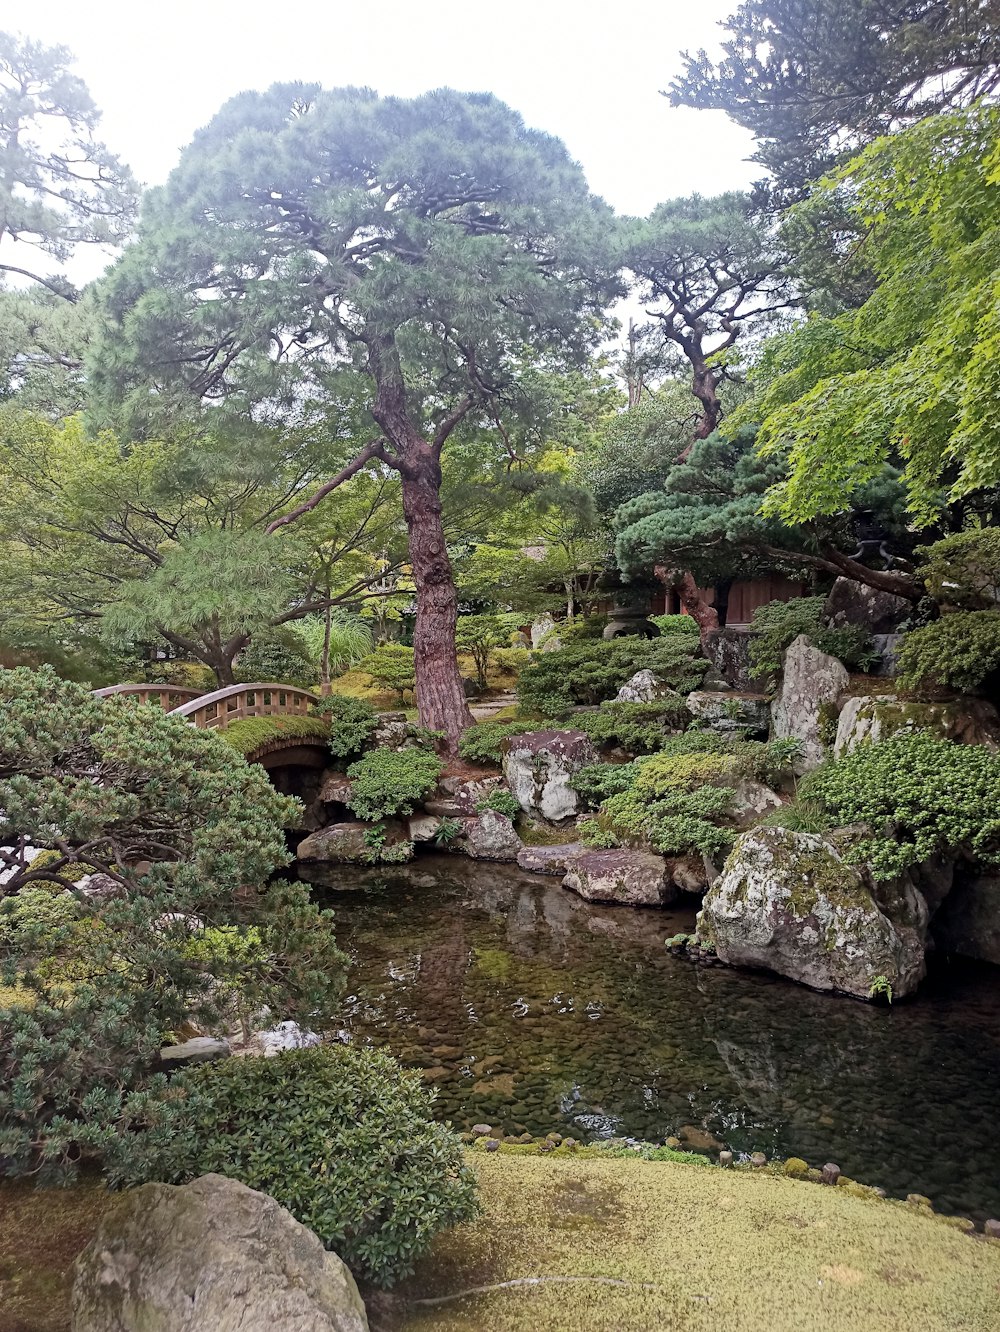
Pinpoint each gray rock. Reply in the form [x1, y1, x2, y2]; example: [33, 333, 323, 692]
[246, 1021, 322, 1058]
[530, 613, 558, 649]
[614, 670, 677, 704]
[698, 827, 927, 1000]
[823, 577, 911, 635]
[822, 1162, 842, 1186]
[771, 635, 849, 773]
[296, 820, 411, 865]
[373, 712, 409, 750]
[984, 1219, 1000, 1239]
[406, 813, 443, 843]
[502, 729, 598, 822]
[159, 1037, 230, 1066]
[834, 694, 1000, 757]
[74, 873, 126, 902]
[438, 773, 504, 813]
[458, 809, 522, 862]
[663, 854, 711, 895]
[72, 1173, 368, 1332]
[933, 873, 1000, 965]
[704, 627, 755, 690]
[319, 771, 353, 804]
[685, 690, 770, 736]
[517, 841, 585, 875]
[751, 1152, 767, 1168]
[561, 848, 675, 907]
[728, 777, 784, 826]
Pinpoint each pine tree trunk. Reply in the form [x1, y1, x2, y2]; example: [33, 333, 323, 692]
[400, 451, 474, 750]
[656, 566, 719, 652]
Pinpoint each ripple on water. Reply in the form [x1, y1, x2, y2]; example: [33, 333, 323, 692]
[305, 855, 1000, 1222]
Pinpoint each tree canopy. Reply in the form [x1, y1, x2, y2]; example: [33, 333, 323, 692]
[736, 105, 1000, 527]
[0, 31, 136, 297]
[670, 0, 1000, 200]
[90, 84, 617, 745]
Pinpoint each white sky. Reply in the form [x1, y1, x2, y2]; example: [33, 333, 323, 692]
[17, 0, 757, 214]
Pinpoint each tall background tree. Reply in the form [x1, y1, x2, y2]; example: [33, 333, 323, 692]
[0, 30, 136, 297]
[90, 85, 617, 746]
[669, 0, 1000, 201]
[624, 193, 793, 452]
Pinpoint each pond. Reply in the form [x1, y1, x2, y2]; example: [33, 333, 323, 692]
[303, 855, 1000, 1223]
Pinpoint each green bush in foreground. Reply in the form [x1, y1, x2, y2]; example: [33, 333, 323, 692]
[120, 1045, 478, 1288]
[802, 730, 1000, 879]
[477, 789, 522, 820]
[346, 747, 443, 820]
[895, 611, 1000, 693]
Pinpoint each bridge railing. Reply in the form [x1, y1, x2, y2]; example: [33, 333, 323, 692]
[92, 683, 206, 711]
[169, 683, 321, 730]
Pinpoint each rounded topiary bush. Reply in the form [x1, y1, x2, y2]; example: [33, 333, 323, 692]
[125, 1045, 478, 1287]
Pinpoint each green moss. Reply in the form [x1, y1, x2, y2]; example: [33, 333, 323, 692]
[783, 1157, 809, 1178]
[219, 713, 330, 756]
[397, 1155, 1000, 1332]
[473, 948, 514, 982]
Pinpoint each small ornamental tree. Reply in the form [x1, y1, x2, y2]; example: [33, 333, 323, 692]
[362, 643, 416, 703]
[0, 668, 347, 1181]
[455, 613, 522, 690]
[92, 86, 618, 749]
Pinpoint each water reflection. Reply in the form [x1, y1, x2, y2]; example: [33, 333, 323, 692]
[310, 856, 1000, 1221]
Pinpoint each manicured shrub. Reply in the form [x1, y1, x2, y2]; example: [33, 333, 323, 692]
[236, 628, 317, 689]
[918, 529, 1000, 611]
[360, 643, 415, 702]
[650, 613, 699, 636]
[518, 635, 705, 713]
[219, 713, 330, 760]
[802, 729, 1000, 879]
[748, 596, 878, 679]
[118, 1045, 479, 1288]
[476, 789, 522, 820]
[0, 668, 346, 1182]
[895, 611, 1000, 692]
[458, 720, 537, 765]
[570, 762, 638, 806]
[573, 699, 689, 754]
[346, 747, 443, 820]
[311, 694, 379, 758]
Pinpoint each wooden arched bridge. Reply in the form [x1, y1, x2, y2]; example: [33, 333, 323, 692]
[92, 682, 328, 770]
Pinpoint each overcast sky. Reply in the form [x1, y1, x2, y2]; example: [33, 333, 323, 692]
[19, 0, 757, 214]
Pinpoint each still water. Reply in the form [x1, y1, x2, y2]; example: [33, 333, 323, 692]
[304, 855, 1000, 1222]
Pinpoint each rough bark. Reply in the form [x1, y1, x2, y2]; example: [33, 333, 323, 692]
[656, 566, 719, 651]
[401, 456, 474, 750]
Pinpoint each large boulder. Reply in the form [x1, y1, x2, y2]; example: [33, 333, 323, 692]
[373, 712, 409, 750]
[530, 613, 558, 649]
[823, 576, 912, 635]
[834, 694, 1000, 757]
[703, 627, 755, 690]
[438, 773, 504, 813]
[561, 848, 676, 907]
[502, 729, 597, 822]
[457, 809, 522, 862]
[697, 827, 927, 999]
[771, 635, 850, 774]
[685, 690, 770, 736]
[933, 873, 1000, 965]
[72, 1173, 368, 1332]
[296, 820, 412, 865]
[615, 670, 677, 704]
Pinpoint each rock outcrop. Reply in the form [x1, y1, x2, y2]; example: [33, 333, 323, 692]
[697, 827, 927, 999]
[458, 809, 522, 862]
[685, 690, 770, 736]
[516, 841, 585, 874]
[822, 577, 911, 635]
[615, 670, 678, 704]
[502, 729, 597, 822]
[296, 820, 412, 865]
[834, 694, 1000, 757]
[72, 1173, 368, 1332]
[771, 635, 849, 774]
[561, 848, 676, 907]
